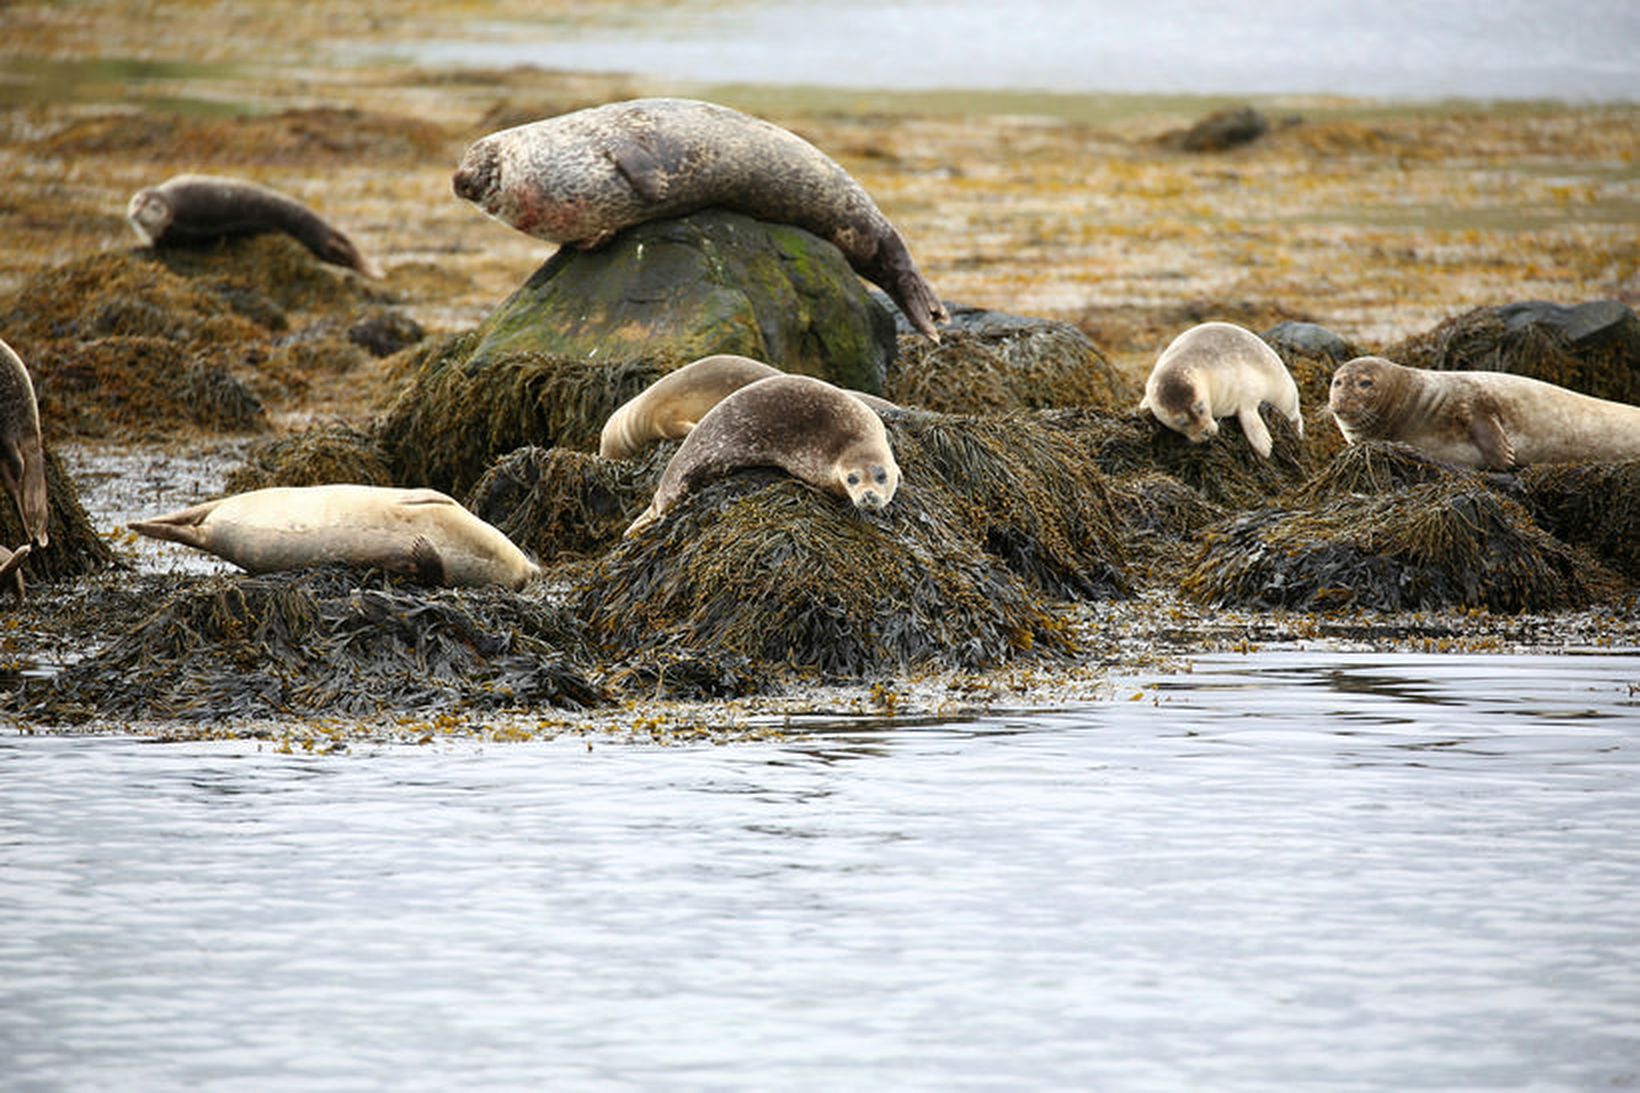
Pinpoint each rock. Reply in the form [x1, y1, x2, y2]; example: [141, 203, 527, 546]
[464, 209, 898, 394]
[1162, 106, 1271, 152]
[1263, 320, 1358, 363]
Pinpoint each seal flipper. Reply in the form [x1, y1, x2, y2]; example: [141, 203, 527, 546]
[397, 534, 447, 587]
[128, 498, 224, 549]
[1237, 405, 1275, 459]
[0, 542, 30, 605]
[1468, 411, 1515, 469]
[609, 133, 677, 203]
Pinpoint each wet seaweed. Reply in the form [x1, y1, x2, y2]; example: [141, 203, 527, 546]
[1520, 460, 1640, 582]
[465, 445, 666, 565]
[224, 422, 393, 492]
[374, 343, 669, 497]
[1181, 483, 1619, 613]
[1103, 470, 1226, 583]
[0, 449, 117, 586]
[887, 308, 1134, 413]
[13, 566, 607, 724]
[1288, 440, 1505, 507]
[575, 471, 1075, 683]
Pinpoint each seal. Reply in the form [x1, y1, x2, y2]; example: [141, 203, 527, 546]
[625, 374, 900, 536]
[0, 542, 31, 604]
[1329, 355, 1640, 469]
[600, 354, 899, 459]
[127, 174, 383, 278]
[1138, 321, 1304, 458]
[0, 338, 49, 547]
[451, 97, 948, 340]
[130, 484, 539, 589]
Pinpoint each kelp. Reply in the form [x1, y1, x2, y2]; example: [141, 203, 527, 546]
[224, 422, 394, 492]
[575, 471, 1076, 684]
[374, 341, 668, 497]
[465, 444, 665, 566]
[1521, 459, 1640, 582]
[1181, 483, 1619, 613]
[12, 566, 606, 724]
[887, 307, 1135, 414]
[1287, 439, 1504, 507]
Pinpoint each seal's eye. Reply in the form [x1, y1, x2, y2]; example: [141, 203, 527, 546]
[1358, 378, 1374, 389]
[873, 468, 888, 486]
[846, 472, 860, 487]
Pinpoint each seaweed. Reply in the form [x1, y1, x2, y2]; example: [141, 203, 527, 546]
[374, 342, 668, 497]
[1520, 460, 1640, 582]
[1181, 483, 1620, 614]
[12, 567, 607, 724]
[575, 471, 1075, 683]
[465, 445, 665, 566]
[0, 449, 116, 586]
[1288, 440, 1504, 507]
[224, 422, 393, 493]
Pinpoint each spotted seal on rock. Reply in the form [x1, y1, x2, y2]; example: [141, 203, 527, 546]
[1138, 321, 1304, 458]
[130, 484, 538, 589]
[127, 174, 383, 278]
[1329, 355, 1640, 469]
[0, 337, 49, 547]
[625, 374, 900, 536]
[451, 97, 948, 340]
[600, 354, 899, 459]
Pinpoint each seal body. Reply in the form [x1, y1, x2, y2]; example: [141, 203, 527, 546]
[452, 97, 948, 340]
[1138, 321, 1303, 458]
[1329, 355, 1640, 470]
[625, 374, 900, 536]
[0, 338, 49, 547]
[130, 485, 539, 589]
[600, 354, 899, 459]
[127, 174, 382, 278]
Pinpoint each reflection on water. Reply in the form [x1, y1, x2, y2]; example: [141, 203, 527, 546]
[3, 650, 1639, 1090]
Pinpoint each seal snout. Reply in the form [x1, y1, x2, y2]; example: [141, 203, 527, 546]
[451, 145, 499, 205]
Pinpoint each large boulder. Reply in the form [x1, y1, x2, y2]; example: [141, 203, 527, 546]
[464, 209, 898, 393]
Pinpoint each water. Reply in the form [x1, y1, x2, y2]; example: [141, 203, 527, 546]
[388, 0, 1640, 102]
[5, 649, 1639, 1090]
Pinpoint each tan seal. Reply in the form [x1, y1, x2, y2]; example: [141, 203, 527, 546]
[1138, 321, 1303, 458]
[130, 484, 539, 589]
[625, 374, 900, 536]
[451, 97, 948, 340]
[600, 354, 899, 459]
[127, 174, 383, 278]
[1329, 355, 1640, 469]
[0, 337, 49, 547]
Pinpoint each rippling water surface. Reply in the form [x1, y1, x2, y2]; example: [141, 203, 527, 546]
[5, 650, 1639, 1090]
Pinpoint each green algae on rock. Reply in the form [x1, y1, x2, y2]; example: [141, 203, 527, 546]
[10, 567, 607, 724]
[1181, 482, 1620, 614]
[462, 209, 898, 393]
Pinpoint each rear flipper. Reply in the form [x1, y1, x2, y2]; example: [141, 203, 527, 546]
[128, 499, 222, 549]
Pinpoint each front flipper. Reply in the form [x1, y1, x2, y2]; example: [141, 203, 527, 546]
[1237, 405, 1274, 459]
[1468, 411, 1515, 469]
[386, 534, 447, 587]
[608, 132, 679, 204]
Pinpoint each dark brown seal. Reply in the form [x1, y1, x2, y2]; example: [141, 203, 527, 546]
[127, 174, 382, 278]
[626, 374, 900, 536]
[0, 337, 48, 547]
[452, 97, 948, 340]
[1329, 355, 1640, 469]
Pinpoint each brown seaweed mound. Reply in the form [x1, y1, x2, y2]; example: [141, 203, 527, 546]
[13, 568, 606, 725]
[466, 445, 665, 566]
[1289, 440, 1502, 506]
[1182, 484, 1617, 613]
[375, 337, 668, 497]
[888, 307, 1134, 413]
[1521, 460, 1640, 582]
[0, 237, 402, 442]
[1383, 302, 1640, 404]
[1104, 470, 1227, 583]
[575, 472, 1075, 684]
[224, 423, 393, 493]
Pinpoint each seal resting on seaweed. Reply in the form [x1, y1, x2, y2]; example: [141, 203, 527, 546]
[600, 354, 898, 459]
[625, 374, 900, 536]
[451, 97, 949, 340]
[1138, 321, 1303, 458]
[1329, 355, 1640, 470]
[130, 485, 538, 589]
[127, 174, 383, 278]
[0, 338, 49, 548]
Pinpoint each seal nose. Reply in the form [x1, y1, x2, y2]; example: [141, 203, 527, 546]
[856, 490, 886, 512]
[451, 166, 480, 202]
